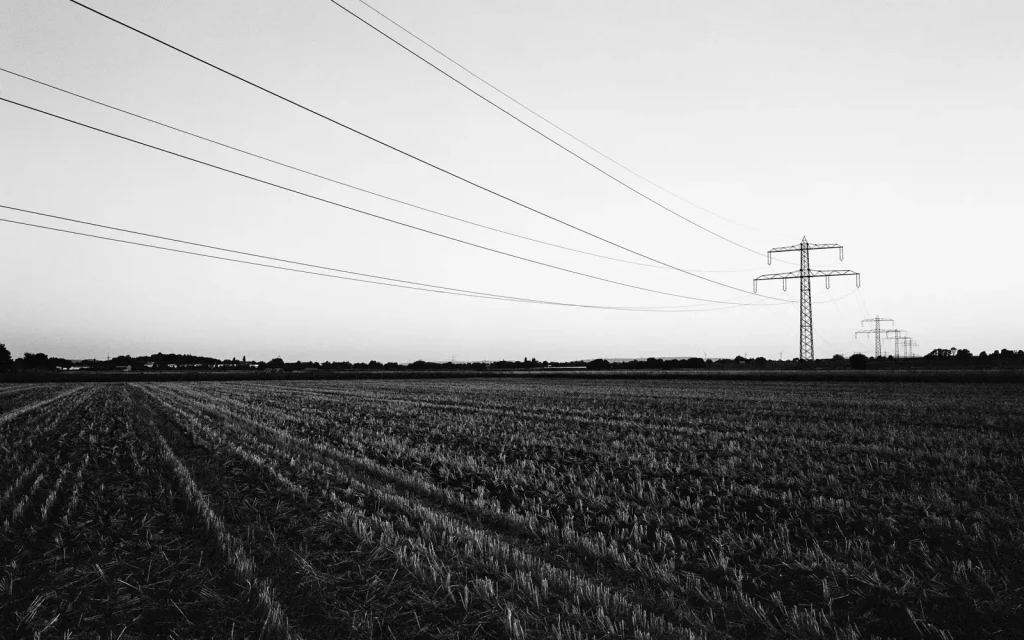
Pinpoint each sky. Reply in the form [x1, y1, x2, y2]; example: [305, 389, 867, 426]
[0, 0, 1021, 362]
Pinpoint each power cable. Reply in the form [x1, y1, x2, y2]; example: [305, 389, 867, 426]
[0, 212, 781, 313]
[854, 289, 871, 319]
[3, 66, 774, 275]
[0, 203, 543, 305]
[347, 0, 760, 232]
[0, 66, 668, 272]
[67, 0, 784, 297]
[1, 201, 744, 309]
[0, 95, 787, 307]
[826, 282, 850, 325]
[327, 0, 773, 253]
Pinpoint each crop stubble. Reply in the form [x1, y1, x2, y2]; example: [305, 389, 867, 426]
[0, 378, 1020, 639]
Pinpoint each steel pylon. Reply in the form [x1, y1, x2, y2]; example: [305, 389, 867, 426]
[755, 237, 861, 362]
[799, 245, 814, 363]
[896, 335, 916, 358]
[885, 329, 905, 359]
[855, 316, 894, 358]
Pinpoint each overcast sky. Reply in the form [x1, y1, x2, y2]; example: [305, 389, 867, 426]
[1, 0, 1021, 362]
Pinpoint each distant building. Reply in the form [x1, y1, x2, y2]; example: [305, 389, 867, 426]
[144, 362, 156, 369]
[115, 365, 132, 372]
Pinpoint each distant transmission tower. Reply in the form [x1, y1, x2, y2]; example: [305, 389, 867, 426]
[755, 237, 861, 361]
[898, 335, 917, 359]
[855, 316, 894, 358]
[885, 328, 904, 359]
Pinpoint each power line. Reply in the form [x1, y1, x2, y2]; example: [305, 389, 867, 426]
[0, 212, 775, 313]
[9, 201, 742, 308]
[327, 0, 771, 254]
[347, 0, 759, 233]
[0, 66, 668, 272]
[67, 0, 782, 297]
[0, 203, 532, 305]
[0, 95, 785, 307]
[2, 66, 773, 275]
[2, 65, 772, 277]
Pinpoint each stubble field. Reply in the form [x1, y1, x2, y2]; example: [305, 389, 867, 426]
[0, 378, 1021, 639]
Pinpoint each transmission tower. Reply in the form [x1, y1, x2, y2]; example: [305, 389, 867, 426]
[855, 316, 894, 358]
[897, 335, 917, 359]
[885, 329, 904, 359]
[755, 237, 860, 361]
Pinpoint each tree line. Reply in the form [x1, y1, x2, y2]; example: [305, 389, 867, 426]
[1, 344, 1020, 373]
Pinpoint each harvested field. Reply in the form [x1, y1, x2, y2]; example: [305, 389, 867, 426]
[1, 378, 1021, 639]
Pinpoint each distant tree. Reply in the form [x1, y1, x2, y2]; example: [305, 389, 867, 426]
[0, 343, 11, 371]
[109, 355, 134, 367]
[586, 359, 611, 370]
[264, 357, 285, 369]
[956, 349, 973, 358]
[21, 352, 51, 370]
[832, 354, 845, 360]
[850, 353, 868, 370]
[979, 351, 988, 357]
[48, 357, 73, 370]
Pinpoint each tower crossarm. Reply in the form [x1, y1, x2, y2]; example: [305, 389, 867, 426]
[768, 242, 843, 254]
[753, 269, 860, 292]
[767, 239, 844, 265]
[861, 317, 894, 327]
